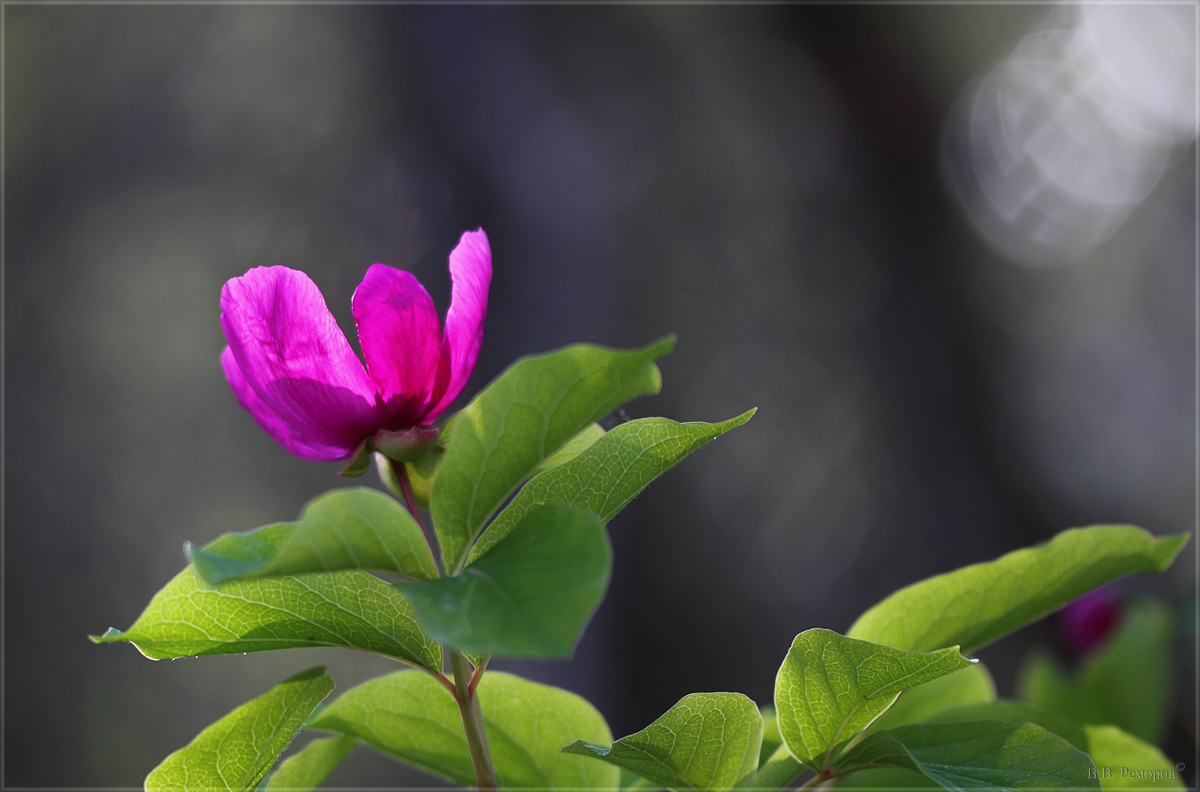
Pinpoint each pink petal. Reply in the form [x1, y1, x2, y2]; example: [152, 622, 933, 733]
[427, 229, 492, 420]
[221, 347, 355, 461]
[351, 264, 443, 426]
[221, 266, 382, 451]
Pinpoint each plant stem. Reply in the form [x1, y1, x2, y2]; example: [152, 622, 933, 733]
[390, 458, 444, 576]
[796, 769, 836, 792]
[451, 649, 498, 792]
[388, 457, 496, 791]
[468, 654, 490, 695]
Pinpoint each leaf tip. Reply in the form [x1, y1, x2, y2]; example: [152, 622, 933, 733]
[186, 544, 229, 586]
[1156, 531, 1190, 567]
[561, 739, 610, 757]
[732, 407, 757, 425]
[89, 627, 124, 644]
[647, 334, 678, 358]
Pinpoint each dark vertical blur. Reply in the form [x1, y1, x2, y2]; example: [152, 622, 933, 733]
[5, 6, 1194, 785]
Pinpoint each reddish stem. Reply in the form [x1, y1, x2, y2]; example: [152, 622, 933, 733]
[391, 458, 444, 576]
[425, 665, 458, 697]
[468, 655, 490, 695]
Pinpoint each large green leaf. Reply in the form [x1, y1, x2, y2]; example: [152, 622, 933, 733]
[310, 670, 618, 791]
[833, 720, 1099, 792]
[1081, 725, 1183, 791]
[397, 505, 611, 658]
[929, 702, 1087, 746]
[848, 527, 1188, 653]
[563, 693, 762, 792]
[467, 411, 756, 564]
[265, 735, 357, 792]
[145, 666, 335, 792]
[868, 664, 996, 735]
[91, 563, 442, 672]
[845, 721, 1185, 792]
[1017, 603, 1173, 745]
[187, 488, 438, 585]
[928, 702, 1184, 791]
[432, 338, 673, 571]
[774, 629, 972, 770]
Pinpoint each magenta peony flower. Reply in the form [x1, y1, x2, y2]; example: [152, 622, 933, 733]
[1057, 585, 1123, 656]
[220, 229, 491, 464]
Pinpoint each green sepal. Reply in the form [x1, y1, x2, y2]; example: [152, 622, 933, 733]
[338, 440, 372, 478]
[372, 425, 440, 462]
[402, 451, 441, 509]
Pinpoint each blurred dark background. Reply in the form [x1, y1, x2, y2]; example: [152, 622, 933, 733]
[5, 5, 1195, 786]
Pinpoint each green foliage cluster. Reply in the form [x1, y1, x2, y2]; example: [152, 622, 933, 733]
[94, 339, 1190, 792]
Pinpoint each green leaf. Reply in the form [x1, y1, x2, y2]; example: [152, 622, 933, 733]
[265, 735, 356, 792]
[531, 423, 606, 475]
[397, 504, 611, 658]
[928, 703, 1184, 792]
[563, 692, 762, 792]
[467, 411, 756, 565]
[833, 720, 1100, 792]
[432, 337, 673, 571]
[310, 670, 618, 790]
[868, 664, 996, 735]
[145, 666, 335, 792]
[1081, 725, 1183, 791]
[759, 706, 782, 766]
[929, 702, 1088, 747]
[187, 488, 438, 585]
[774, 629, 973, 771]
[847, 527, 1188, 654]
[738, 745, 803, 792]
[91, 564, 442, 672]
[1017, 603, 1173, 745]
